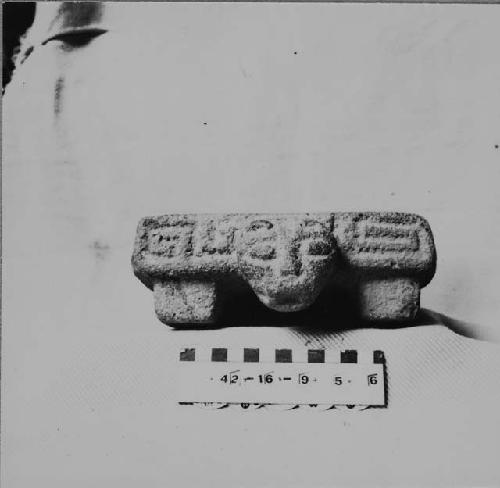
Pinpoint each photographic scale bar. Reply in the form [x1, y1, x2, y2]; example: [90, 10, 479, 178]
[177, 347, 387, 409]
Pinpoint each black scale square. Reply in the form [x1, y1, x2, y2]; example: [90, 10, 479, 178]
[180, 348, 195, 361]
[211, 348, 227, 362]
[244, 348, 259, 362]
[341, 350, 358, 363]
[308, 349, 325, 363]
[275, 349, 292, 363]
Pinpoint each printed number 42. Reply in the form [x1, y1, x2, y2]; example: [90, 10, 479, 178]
[220, 374, 239, 384]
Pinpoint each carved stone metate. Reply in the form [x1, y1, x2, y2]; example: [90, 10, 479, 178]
[131, 213, 436, 326]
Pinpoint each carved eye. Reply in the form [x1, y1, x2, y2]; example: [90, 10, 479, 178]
[308, 240, 331, 256]
[43, 28, 108, 49]
[248, 220, 274, 232]
[249, 244, 276, 260]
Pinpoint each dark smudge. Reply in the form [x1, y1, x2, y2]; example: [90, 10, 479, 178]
[90, 240, 111, 261]
[54, 76, 64, 117]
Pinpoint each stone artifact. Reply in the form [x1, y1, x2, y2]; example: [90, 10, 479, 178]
[132, 212, 436, 326]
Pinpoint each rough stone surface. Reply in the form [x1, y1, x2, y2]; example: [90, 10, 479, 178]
[359, 278, 420, 321]
[132, 212, 436, 326]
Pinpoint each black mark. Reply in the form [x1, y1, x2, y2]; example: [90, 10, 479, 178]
[44, 28, 107, 49]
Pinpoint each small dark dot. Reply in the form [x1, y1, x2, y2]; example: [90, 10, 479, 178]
[495, 145, 499, 149]
[203, 122, 207, 126]
[293, 51, 298, 55]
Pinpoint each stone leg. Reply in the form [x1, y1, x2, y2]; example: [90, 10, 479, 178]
[153, 280, 218, 325]
[359, 278, 420, 321]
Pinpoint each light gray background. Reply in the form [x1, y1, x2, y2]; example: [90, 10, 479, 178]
[2, 3, 500, 487]
[5, 2, 500, 339]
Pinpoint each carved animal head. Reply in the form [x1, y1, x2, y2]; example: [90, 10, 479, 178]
[236, 215, 337, 312]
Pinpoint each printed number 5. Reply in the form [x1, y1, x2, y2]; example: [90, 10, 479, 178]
[334, 376, 343, 385]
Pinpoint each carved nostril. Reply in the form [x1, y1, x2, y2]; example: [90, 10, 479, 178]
[278, 247, 301, 276]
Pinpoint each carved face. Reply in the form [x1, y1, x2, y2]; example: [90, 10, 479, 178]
[236, 216, 337, 312]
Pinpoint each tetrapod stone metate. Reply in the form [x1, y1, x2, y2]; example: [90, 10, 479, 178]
[132, 212, 436, 326]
